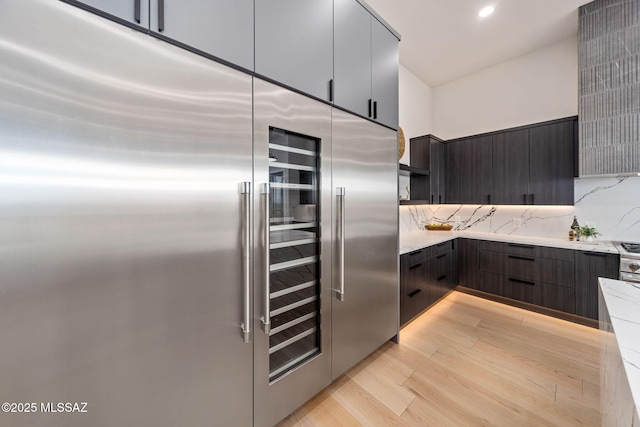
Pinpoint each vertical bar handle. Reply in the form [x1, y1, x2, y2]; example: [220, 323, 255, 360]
[368, 99, 372, 118]
[239, 182, 251, 343]
[134, 0, 141, 23]
[329, 79, 334, 102]
[336, 187, 346, 301]
[158, 0, 164, 32]
[373, 101, 378, 120]
[261, 183, 271, 334]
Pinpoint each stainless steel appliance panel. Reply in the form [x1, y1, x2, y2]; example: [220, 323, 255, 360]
[253, 78, 333, 427]
[331, 109, 399, 379]
[0, 1, 253, 426]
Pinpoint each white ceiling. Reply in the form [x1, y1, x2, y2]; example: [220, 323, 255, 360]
[363, 0, 593, 87]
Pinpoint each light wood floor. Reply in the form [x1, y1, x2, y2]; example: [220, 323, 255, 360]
[277, 291, 601, 427]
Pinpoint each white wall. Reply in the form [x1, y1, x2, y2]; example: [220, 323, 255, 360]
[398, 65, 432, 164]
[432, 36, 578, 140]
[398, 65, 432, 199]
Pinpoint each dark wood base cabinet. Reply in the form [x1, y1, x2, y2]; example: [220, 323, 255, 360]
[400, 240, 456, 327]
[457, 238, 619, 325]
[575, 251, 619, 319]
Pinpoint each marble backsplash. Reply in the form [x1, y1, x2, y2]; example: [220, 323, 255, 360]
[400, 176, 640, 242]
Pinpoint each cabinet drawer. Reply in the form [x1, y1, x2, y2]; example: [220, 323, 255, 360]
[540, 283, 576, 314]
[407, 249, 425, 265]
[504, 254, 537, 281]
[506, 242, 536, 257]
[504, 276, 540, 305]
[537, 246, 575, 262]
[478, 240, 506, 253]
[478, 271, 505, 296]
[429, 240, 452, 257]
[539, 258, 574, 288]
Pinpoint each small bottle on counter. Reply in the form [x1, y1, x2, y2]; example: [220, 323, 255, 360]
[570, 216, 580, 241]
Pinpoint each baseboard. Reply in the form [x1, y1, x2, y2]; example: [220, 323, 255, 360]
[455, 286, 599, 329]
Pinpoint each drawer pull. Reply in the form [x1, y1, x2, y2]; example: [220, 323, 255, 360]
[508, 243, 535, 249]
[437, 274, 447, 281]
[408, 289, 422, 298]
[508, 255, 535, 262]
[409, 263, 422, 270]
[437, 253, 447, 259]
[508, 278, 536, 286]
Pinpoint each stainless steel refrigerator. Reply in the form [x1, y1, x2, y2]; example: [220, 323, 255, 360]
[0, 1, 253, 426]
[0, 1, 398, 426]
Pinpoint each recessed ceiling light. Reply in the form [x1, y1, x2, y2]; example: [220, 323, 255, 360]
[479, 6, 495, 17]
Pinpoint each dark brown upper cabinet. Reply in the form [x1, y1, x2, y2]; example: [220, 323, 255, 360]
[492, 129, 530, 205]
[444, 140, 462, 204]
[459, 135, 493, 205]
[441, 116, 577, 206]
[529, 120, 575, 205]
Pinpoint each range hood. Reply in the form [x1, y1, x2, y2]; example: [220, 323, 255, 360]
[578, 0, 640, 176]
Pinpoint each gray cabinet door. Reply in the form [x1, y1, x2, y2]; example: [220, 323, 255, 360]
[331, 109, 398, 379]
[72, 0, 149, 28]
[371, 17, 399, 129]
[149, 0, 253, 71]
[255, 0, 333, 101]
[334, 0, 371, 119]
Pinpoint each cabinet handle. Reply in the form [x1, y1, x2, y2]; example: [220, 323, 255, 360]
[508, 255, 535, 261]
[437, 274, 448, 281]
[239, 182, 252, 343]
[408, 289, 422, 298]
[368, 99, 372, 118]
[158, 0, 164, 32]
[487, 194, 492, 204]
[134, 0, 141, 23]
[439, 195, 442, 204]
[508, 243, 534, 249]
[335, 187, 346, 301]
[508, 278, 536, 286]
[260, 183, 271, 335]
[431, 195, 434, 204]
[329, 79, 334, 102]
[437, 254, 447, 259]
[409, 262, 422, 270]
[373, 101, 378, 120]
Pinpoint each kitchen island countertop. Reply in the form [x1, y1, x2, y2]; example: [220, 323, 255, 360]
[599, 278, 640, 426]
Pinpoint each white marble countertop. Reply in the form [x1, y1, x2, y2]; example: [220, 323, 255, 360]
[400, 230, 619, 255]
[599, 278, 640, 412]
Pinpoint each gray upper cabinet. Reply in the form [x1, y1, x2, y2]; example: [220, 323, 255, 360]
[371, 17, 399, 129]
[255, 0, 333, 101]
[334, 0, 399, 129]
[334, 0, 371, 119]
[70, 0, 150, 28]
[149, 0, 254, 71]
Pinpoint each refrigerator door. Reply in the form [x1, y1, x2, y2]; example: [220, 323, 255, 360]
[331, 109, 399, 379]
[0, 1, 253, 426]
[253, 79, 333, 427]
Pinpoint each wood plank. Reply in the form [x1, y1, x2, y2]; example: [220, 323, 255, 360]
[276, 291, 601, 427]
